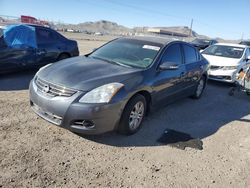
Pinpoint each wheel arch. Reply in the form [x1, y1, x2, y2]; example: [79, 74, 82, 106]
[57, 52, 71, 60]
[123, 90, 152, 116]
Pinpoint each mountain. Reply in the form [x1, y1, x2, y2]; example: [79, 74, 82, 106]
[55, 20, 131, 35]
[55, 20, 217, 39]
[55, 20, 200, 36]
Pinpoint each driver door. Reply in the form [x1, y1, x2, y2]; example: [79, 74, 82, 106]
[152, 43, 187, 105]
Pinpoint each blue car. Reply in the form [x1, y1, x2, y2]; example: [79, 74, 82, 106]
[0, 24, 79, 74]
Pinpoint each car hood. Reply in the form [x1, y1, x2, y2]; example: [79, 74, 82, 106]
[38, 56, 142, 91]
[202, 54, 241, 66]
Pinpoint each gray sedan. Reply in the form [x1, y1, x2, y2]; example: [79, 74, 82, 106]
[29, 36, 208, 135]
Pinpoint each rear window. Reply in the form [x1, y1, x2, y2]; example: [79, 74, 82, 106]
[192, 39, 210, 45]
[36, 28, 58, 44]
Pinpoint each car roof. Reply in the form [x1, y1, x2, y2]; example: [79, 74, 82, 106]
[4, 23, 51, 29]
[194, 38, 215, 41]
[215, 43, 248, 48]
[123, 36, 177, 46]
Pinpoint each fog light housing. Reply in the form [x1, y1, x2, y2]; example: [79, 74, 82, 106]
[73, 120, 95, 128]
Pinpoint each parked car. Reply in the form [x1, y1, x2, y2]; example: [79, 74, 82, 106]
[202, 43, 250, 83]
[191, 38, 218, 51]
[0, 24, 79, 74]
[239, 40, 250, 46]
[29, 36, 209, 135]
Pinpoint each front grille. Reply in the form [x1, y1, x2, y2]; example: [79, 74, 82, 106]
[209, 75, 231, 80]
[210, 65, 222, 70]
[35, 77, 77, 97]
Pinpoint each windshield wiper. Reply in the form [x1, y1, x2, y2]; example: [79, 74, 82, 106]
[110, 60, 133, 68]
[91, 56, 133, 68]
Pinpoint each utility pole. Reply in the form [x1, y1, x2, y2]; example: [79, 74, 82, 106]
[189, 19, 193, 37]
[241, 32, 244, 41]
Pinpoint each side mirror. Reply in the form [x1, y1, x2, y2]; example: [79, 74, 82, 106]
[159, 62, 179, 71]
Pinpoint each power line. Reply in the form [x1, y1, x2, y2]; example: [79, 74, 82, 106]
[106, 0, 191, 21]
[104, 0, 244, 39]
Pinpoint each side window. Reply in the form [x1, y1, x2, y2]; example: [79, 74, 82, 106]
[161, 43, 182, 65]
[36, 28, 57, 44]
[183, 44, 197, 64]
[243, 48, 248, 58]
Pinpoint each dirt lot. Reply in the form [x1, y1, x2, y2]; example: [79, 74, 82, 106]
[0, 34, 250, 188]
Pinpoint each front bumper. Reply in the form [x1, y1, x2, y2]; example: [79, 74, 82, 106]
[208, 68, 237, 83]
[29, 79, 125, 134]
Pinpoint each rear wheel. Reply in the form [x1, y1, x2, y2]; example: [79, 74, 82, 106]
[192, 76, 206, 99]
[118, 94, 146, 135]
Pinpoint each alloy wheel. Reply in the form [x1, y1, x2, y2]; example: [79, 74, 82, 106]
[196, 78, 204, 97]
[129, 101, 145, 131]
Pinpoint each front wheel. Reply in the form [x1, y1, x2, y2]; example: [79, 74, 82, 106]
[192, 76, 206, 99]
[118, 94, 146, 135]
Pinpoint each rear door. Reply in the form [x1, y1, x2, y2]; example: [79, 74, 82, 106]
[182, 43, 203, 89]
[35, 28, 62, 65]
[152, 43, 187, 104]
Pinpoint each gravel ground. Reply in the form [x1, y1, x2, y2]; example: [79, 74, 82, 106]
[0, 34, 250, 188]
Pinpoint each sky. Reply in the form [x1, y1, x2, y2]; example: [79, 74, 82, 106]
[0, 0, 249, 40]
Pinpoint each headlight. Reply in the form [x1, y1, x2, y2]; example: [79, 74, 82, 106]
[222, 66, 238, 70]
[79, 83, 124, 103]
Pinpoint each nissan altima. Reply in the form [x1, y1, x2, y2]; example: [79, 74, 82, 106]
[29, 36, 208, 135]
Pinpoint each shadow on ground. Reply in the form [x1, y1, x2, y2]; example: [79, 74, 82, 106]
[82, 80, 250, 147]
[0, 70, 37, 91]
[1, 71, 249, 148]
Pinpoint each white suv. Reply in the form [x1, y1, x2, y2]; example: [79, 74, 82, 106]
[201, 43, 250, 83]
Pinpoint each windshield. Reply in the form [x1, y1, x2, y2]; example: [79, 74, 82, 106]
[89, 38, 162, 68]
[202, 45, 244, 59]
[192, 39, 210, 45]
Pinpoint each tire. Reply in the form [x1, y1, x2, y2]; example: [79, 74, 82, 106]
[192, 76, 206, 99]
[118, 94, 147, 135]
[58, 53, 70, 61]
